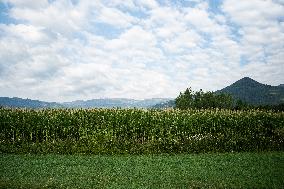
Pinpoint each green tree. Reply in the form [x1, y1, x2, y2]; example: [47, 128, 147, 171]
[175, 88, 194, 110]
[235, 99, 249, 110]
[175, 87, 234, 109]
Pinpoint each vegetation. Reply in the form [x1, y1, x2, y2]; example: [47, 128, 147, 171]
[1, 77, 283, 188]
[1, 108, 283, 154]
[175, 85, 284, 111]
[175, 88, 233, 109]
[216, 77, 284, 105]
[1, 152, 283, 189]
[234, 99, 284, 111]
[153, 77, 284, 109]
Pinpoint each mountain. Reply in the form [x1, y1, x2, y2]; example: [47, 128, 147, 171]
[216, 77, 284, 105]
[62, 98, 173, 108]
[152, 100, 175, 109]
[0, 97, 62, 108]
[0, 97, 172, 108]
[153, 77, 284, 108]
[1, 77, 283, 108]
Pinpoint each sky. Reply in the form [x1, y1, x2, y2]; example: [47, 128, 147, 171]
[0, 0, 284, 102]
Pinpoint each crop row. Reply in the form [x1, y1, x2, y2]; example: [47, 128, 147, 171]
[0, 108, 283, 154]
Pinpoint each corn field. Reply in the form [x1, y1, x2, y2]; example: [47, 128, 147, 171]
[0, 108, 283, 154]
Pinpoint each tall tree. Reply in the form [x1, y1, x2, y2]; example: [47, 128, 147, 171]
[175, 88, 233, 109]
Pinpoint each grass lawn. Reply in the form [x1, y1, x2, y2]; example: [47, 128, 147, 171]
[0, 152, 283, 188]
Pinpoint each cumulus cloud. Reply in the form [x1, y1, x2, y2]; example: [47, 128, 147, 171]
[221, 0, 284, 83]
[2, 0, 49, 9]
[96, 6, 138, 28]
[0, 0, 283, 101]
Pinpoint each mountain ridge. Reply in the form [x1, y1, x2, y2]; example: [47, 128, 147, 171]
[1, 77, 283, 108]
[153, 77, 284, 108]
[0, 97, 62, 108]
[215, 77, 284, 105]
[0, 97, 173, 108]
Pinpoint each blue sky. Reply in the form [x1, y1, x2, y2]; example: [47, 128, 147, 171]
[0, 0, 284, 102]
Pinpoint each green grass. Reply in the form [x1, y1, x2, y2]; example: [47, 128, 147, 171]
[0, 152, 283, 188]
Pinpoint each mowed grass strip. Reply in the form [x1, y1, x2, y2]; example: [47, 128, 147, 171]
[0, 152, 283, 189]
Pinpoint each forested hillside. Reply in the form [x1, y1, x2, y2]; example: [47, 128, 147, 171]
[216, 77, 284, 105]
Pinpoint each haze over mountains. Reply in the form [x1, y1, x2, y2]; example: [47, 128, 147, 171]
[0, 97, 61, 109]
[61, 98, 173, 108]
[1, 77, 283, 108]
[0, 97, 172, 109]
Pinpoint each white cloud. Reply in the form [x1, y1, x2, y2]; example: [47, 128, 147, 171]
[8, 0, 92, 36]
[2, 0, 49, 9]
[105, 26, 157, 49]
[135, 0, 159, 9]
[96, 6, 139, 28]
[161, 30, 202, 54]
[104, 0, 137, 10]
[221, 0, 284, 82]
[0, 0, 283, 101]
[0, 24, 49, 43]
[222, 0, 284, 27]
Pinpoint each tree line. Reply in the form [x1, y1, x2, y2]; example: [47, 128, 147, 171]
[175, 87, 284, 111]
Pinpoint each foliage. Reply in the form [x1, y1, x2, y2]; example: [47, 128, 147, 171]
[216, 77, 284, 105]
[234, 99, 284, 111]
[175, 88, 234, 109]
[0, 108, 283, 154]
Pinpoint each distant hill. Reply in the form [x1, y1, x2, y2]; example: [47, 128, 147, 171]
[0, 97, 62, 108]
[1, 77, 283, 108]
[62, 98, 172, 108]
[215, 77, 284, 105]
[152, 100, 175, 109]
[152, 77, 284, 108]
[0, 97, 172, 108]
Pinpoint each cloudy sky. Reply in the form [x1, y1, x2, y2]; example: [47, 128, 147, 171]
[0, 0, 284, 102]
